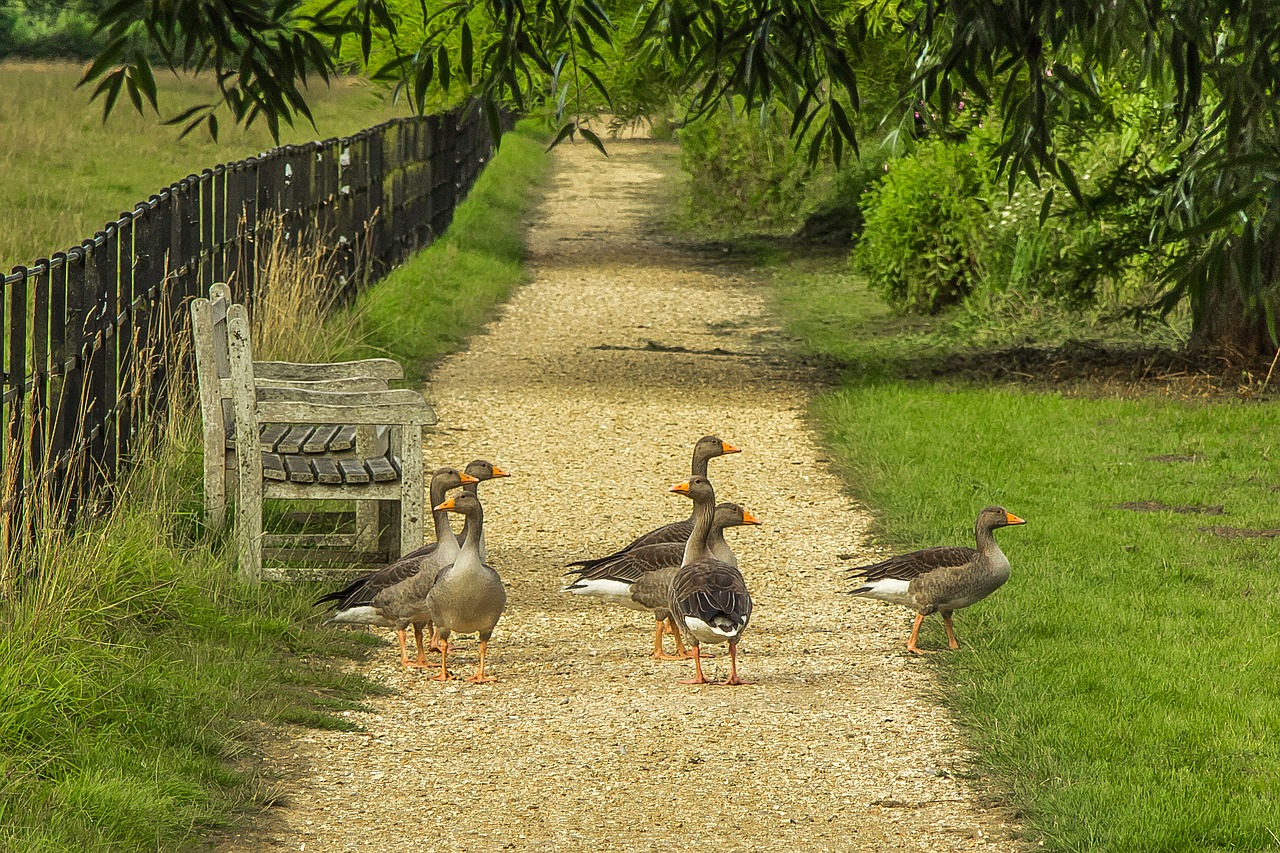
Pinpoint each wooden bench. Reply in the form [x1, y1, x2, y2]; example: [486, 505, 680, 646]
[190, 283, 436, 583]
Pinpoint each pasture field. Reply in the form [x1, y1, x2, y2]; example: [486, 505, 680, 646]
[771, 254, 1280, 851]
[0, 60, 406, 270]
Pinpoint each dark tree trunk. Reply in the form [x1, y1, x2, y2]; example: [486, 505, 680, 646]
[1189, 242, 1280, 359]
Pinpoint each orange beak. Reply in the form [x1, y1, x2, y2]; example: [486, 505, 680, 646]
[1006, 512, 1027, 525]
[741, 510, 762, 525]
[721, 441, 742, 454]
[459, 473, 480, 484]
[670, 480, 691, 494]
[491, 465, 511, 478]
[433, 497, 458, 512]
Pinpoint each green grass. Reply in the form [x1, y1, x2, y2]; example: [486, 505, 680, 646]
[0, 59, 406, 270]
[0, 90, 550, 847]
[771, 257, 1280, 850]
[338, 120, 552, 380]
[0, 423, 386, 849]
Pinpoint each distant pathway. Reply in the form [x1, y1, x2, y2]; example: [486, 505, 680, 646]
[220, 137, 1023, 851]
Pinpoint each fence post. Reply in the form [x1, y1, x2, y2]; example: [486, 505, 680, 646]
[4, 267, 29, 554]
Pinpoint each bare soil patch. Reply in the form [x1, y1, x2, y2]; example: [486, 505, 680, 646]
[214, 138, 1026, 851]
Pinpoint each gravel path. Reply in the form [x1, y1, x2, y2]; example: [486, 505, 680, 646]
[219, 137, 1024, 851]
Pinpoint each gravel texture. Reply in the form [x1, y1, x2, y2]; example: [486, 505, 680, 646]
[216, 137, 1027, 851]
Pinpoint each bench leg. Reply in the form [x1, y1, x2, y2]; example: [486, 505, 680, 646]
[398, 426, 425, 560]
[355, 500, 380, 557]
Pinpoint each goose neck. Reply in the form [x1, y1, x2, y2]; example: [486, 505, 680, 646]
[681, 491, 716, 565]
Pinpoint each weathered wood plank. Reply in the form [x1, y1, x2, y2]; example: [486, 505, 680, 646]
[261, 452, 287, 481]
[283, 454, 316, 483]
[278, 424, 316, 454]
[312, 456, 342, 484]
[338, 458, 371, 484]
[366, 455, 397, 482]
[306, 424, 342, 453]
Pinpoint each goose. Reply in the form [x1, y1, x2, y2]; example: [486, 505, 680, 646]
[427, 492, 507, 683]
[314, 459, 508, 663]
[566, 435, 740, 572]
[666, 476, 754, 685]
[455, 459, 510, 562]
[562, 502, 760, 659]
[845, 506, 1026, 654]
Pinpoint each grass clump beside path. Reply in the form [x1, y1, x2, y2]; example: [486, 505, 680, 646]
[0, 114, 550, 848]
[770, 256, 1280, 850]
[0, 419, 385, 850]
[341, 120, 552, 381]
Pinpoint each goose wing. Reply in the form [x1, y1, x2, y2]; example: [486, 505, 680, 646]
[847, 546, 978, 582]
[671, 561, 753, 628]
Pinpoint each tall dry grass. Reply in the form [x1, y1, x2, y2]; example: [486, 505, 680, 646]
[245, 211, 374, 362]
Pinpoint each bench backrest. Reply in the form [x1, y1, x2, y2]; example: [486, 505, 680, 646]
[189, 282, 237, 459]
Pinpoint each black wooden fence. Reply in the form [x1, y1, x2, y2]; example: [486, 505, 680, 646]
[1, 102, 507, 550]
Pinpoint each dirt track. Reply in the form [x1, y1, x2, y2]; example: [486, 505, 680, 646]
[217, 137, 1025, 851]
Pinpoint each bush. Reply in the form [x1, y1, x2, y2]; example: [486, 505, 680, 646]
[678, 104, 815, 231]
[852, 137, 993, 312]
[0, 2, 104, 59]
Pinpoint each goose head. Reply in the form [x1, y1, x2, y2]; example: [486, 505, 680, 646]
[463, 459, 511, 482]
[978, 505, 1026, 532]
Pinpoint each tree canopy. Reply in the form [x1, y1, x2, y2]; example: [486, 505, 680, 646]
[83, 0, 1280, 355]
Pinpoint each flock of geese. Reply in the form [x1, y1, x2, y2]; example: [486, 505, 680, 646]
[314, 435, 1026, 684]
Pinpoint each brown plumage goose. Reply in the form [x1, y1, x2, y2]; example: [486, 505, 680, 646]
[562, 502, 760, 659]
[314, 459, 508, 664]
[314, 466, 477, 666]
[566, 435, 740, 571]
[845, 506, 1026, 654]
[427, 492, 507, 683]
[666, 476, 754, 685]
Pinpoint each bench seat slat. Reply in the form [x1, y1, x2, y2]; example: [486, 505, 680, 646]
[278, 424, 317, 455]
[367, 455, 398, 482]
[338, 458, 371, 484]
[259, 423, 291, 451]
[284, 454, 316, 483]
[329, 424, 357, 452]
[312, 457, 343, 484]
[306, 424, 343, 453]
[262, 453, 287, 481]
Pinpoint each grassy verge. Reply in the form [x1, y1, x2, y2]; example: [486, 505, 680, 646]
[0, 410, 385, 849]
[770, 257, 1280, 850]
[339, 120, 552, 380]
[0, 116, 550, 848]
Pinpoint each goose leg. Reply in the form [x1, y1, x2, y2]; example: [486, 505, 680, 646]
[431, 641, 453, 681]
[722, 640, 747, 685]
[396, 629, 414, 667]
[651, 617, 691, 661]
[466, 639, 497, 684]
[427, 625, 449, 655]
[410, 622, 429, 666]
[906, 613, 936, 655]
[941, 611, 961, 650]
[678, 644, 710, 684]
[668, 617, 695, 659]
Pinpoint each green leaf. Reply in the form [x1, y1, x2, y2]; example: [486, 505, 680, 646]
[1039, 188, 1054, 228]
[547, 121, 576, 151]
[79, 37, 128, 88]
[461, 21, 473, 85]
[578, 125, 608, 157]
[437, 44, 451, 93]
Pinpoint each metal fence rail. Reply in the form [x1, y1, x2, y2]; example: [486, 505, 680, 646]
[1, 102, 506, 549]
